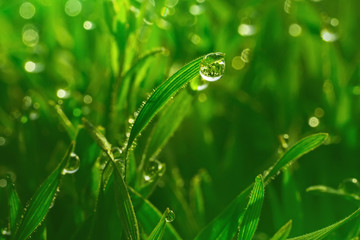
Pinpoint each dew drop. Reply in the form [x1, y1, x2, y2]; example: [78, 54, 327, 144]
[19, 2, 36, 19]
[0, 178, 7, 188]
[338, 178, 360, 195]
[65, 0, 82, 17]
[29, 110, 39, 120]
[83, 95, 93, 104]
[321, 28, 338, 42]
[165, 209, 175, 223]
[237, 23, 256, 37]
[0, 136, 6, 147]
[144, 160, 165, 182]
[278, 134, 290, 149]
[308, 116, 319, 128]
[22, 25, 39, 47]
[199, 52, 225, 82]
[190, 76, 208, 91]
[1, 227, 10, 236]
[83, 20, 94, 30]
[62, 152, 80, 175]
[289, 23, 302, 37]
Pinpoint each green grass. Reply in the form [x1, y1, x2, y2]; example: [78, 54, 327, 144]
[1, 0, 360, 239]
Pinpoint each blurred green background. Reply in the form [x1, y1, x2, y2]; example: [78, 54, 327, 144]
[1, 0, 360, 239]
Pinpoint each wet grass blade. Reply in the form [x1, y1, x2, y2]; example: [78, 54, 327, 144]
[6, 175, 22, 233]
[270, 220, 292, 240]
[129, 187, 182, 240]
[50, 101, 77, 140]
[14, 142, 74, 240]
[113, 162, 140, 240]
[238, 175, 264, 240]
[147, 208, 170, 240]
[144, 90, 193, 161]
[288, 208, 360, 240]
[306, 185, 360, 202]
[82, 117, 112, 156]
[264, 133, 328, 183]
[126, 56, 203, 151]
[194, 185, 252, 240]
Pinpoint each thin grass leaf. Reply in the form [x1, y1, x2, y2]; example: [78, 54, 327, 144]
[147, 208, 170, 240]
[194, 185, 252, 240]
[238, 175, 264, 240]
[50, 101, 77, 140]
[113, 162, 140, 240]
[264, 133, 328, 183]
[270, 220, 292, 240]
[144, 90, 193, 161]
[6, 175, 22, 233]
[288, 208, 360, 240]
[129, 187, 182, 240]
[126, 56, 203, 151]
[14, 142, 75, 240]
[307, 185, 360, 202]
[82, 117, 112, 155]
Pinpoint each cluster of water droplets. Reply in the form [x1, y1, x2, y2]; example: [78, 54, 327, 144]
[143, 159, 166, 183]
[62, 152, 80, 175]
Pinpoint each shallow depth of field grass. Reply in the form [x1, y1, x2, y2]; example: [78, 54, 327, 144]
[1, 0, 360, 239]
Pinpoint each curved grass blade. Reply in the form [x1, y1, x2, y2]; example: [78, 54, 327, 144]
[129, 187, 182, 240]
[238, 175, 264, 240]
[194, 185, 252, 240]
[147, 208, 170, 240]
[82, 117, 112, 156]
[113, 162, 140, 240]
[14, 142, 75, 240]
[6, 175, 22, 233]
[288, 208, 360, 240]
[264, 133, 328, 183]
[270, 220, 292, 240]
[126, 55, 203, 151]
[307, 185, 360, 202]
[196, 133, 327, 240]
[50, 101, 77, 140]
[144, 90, 193, 162]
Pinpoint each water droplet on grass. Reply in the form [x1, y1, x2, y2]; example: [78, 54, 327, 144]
[289, 23, 302, 37]
[338, 178, 360, 195]
[1, 227, 10, 236]
[199, 52, 225, 82]
[22, 25, 39, 47]
[19, 2, 36, 19]
[308, 116, 320, 128]
[165, 209, 175, 222]
[238, 23, 256, 37]
[62, 153, 80, 175]
[321, 28, 338, 42]
[0, 137, 6, 147]
[144, 160, 165, 182]
[0, 178, 7, 188]
[65, 0, 82, 17]
[278, 134, 290, 149]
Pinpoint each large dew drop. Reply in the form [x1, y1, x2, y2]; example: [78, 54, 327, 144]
[165, 209, 175, 223]
[62, 152, 80, 175]
[199, 52, 225, 82]
[144, 160, 165, 182]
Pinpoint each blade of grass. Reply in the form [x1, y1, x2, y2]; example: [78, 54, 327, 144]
[288, 208, 360, 240]
[50, 101, 77, 140]
[126, 55, 203, 152]
[264, 133, 328, 183]
[113, 162, 140, 240]
[14, 142, 75, 240]
[270, 220, 292, 240]
[129, 187, 182, 240]
[6, 175, 22, 233]
[196, 133, 327, 240]
[143, 90, 193, 162]
[306, 185, 360, 202]
[147, 208, 170, 240]
[82, 117, 112, 156]
[238, 175, 264, 240]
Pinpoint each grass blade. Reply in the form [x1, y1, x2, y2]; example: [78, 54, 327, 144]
[6, 175, 22, 233]
[129, 188, 182, 240]
[288, 208, 360, 240]
[264, 133, 328, 182]
[147, 208, 171, 240]
[14, 142, 75, 240]
[50, 101, 77, 140]
[126, 56, 203, 151]
[144, 90, 193, 161]
[194, 185, 252, 240]
[307, 185, 360, 202]
[238, 175, 264, 240]
[270, 220, 292, 240]
[82, 117, 112, 155]
[113, 162, 140, 240]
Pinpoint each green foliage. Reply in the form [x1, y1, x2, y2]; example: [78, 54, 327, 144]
[1, 0, 360, 239]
